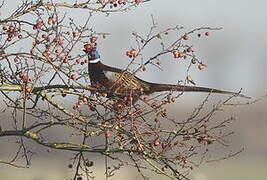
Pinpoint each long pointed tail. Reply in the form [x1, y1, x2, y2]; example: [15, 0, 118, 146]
[148, 83, 250, 99]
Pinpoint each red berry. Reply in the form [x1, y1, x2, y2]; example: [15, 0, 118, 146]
[55, 49, 61, 54]
[34, 22, 43, 30]
[161, 167, 167, 172]
[126, 51, 131, 57]
[41, 34, 48, 39]
[53, 38, 62, 45]
[8, 26, 15, 33]
[90, 36, 97, 43]
[42, 51, 50, 57]
[178, 52, 184, 58]
[118, 0, 124, 4]
[25, 87, 32, 93]
[72, 32, 80, 37]
[174, 52, 183, 58]
[167, 96, 172, 103]
[127, 96, 133, 102]
[135, 0, 141, 4]
[19, 73, 24, 79]
[116, 104, 124, 109]
[143, 96, 149, 103]
[62, 58, 68, 63]
[153, 140, 160, 146]
[205, 32, 210, 36]
[183, 34, 189, 40]
[47, 17, 54, 25]
[173, 51, 184, 59]
[81, 97, 88, 102]
[19, 73, 28, 82]
[7, 37, 12, 41]
[76, 59, 81, 64]
[35, 40, 41, 44]
[70, 74, 77, 80]
[198, 64, 205, 70]
[186, 47, 193, 53]
[130, 49, 137, 57]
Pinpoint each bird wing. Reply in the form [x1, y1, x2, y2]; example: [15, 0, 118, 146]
[98, 64, 149, 94]
[104, 70, 150, 94]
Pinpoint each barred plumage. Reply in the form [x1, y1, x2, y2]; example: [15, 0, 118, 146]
[86, 48, 250, 100]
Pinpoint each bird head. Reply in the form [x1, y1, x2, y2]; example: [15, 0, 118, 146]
[82, 44, 100, 63]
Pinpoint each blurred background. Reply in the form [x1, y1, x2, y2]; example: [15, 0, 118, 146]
[1, 0, 267, 179]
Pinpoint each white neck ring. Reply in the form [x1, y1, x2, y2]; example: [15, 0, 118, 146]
[89, 58, 100, 64]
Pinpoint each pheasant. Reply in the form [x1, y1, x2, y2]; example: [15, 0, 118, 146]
[84, 46, 249, 101]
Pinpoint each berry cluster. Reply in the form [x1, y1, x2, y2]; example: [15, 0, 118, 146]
[170, 32, 211, 71]
[2, 24, 22, 41]
[73, 96, 89, 110]
[125, 49, 137, 58]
